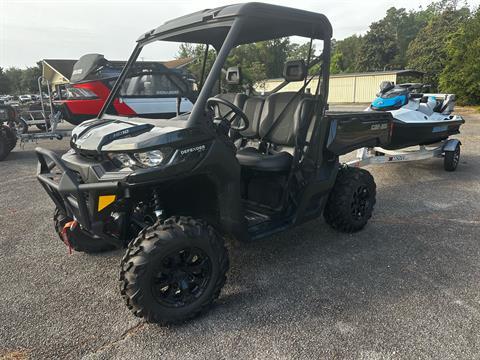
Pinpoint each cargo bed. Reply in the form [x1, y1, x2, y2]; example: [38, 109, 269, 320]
[324, 111, 393, 155]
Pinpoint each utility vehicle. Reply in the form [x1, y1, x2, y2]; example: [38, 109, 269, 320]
[36, 3, 393, 324]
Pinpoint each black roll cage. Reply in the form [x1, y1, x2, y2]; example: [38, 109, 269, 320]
[99, 4, 332, 126]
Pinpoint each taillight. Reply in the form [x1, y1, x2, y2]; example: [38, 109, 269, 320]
[66, 87, 98, 99]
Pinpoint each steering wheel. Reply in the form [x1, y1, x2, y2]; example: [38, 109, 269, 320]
[206, 97, 249, 132]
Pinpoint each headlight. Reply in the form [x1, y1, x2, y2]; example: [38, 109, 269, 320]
[109, 153, 137, 169]
[108, 149, 170, 169]
[134, 150, 165, 167]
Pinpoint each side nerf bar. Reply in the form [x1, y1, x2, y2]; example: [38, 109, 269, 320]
[35, 147, 119, 230]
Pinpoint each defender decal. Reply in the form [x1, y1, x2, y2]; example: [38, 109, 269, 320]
[180, 145, 206, 155]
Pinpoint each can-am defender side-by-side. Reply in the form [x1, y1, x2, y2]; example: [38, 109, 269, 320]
[36, 3, 393, 324]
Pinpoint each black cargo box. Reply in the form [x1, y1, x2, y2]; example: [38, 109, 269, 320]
[324, 111, 392, 155]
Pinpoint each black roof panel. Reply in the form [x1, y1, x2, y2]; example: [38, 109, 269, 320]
[139, 2, 332, 47]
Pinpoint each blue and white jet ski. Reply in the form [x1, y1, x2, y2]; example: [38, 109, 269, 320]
[367, 81, 464, 150]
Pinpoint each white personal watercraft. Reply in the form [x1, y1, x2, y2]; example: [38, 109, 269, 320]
[367, 82, 465, 150]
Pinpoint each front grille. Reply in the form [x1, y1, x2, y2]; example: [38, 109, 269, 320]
[71, 169, 84, 184]
[79, 152, 104, 161]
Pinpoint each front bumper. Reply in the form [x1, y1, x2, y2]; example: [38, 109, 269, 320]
[36, 147, 123, 239]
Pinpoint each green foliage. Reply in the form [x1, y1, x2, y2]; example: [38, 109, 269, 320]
[356, 20, 399, 72]
[330, 52, 344, 74]
[407, 6, 470, 89]
[439, 8, 480, 104]
[0, 67, 10, 94]
[21, 63, 42, 93]
[178, 38, 297, 91]
[177, 43, 217, 85]
[332, 35, 363, 73]
[4, 67, 23, 94]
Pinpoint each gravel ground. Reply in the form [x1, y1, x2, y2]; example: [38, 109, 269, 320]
[0, 108, 479, 359]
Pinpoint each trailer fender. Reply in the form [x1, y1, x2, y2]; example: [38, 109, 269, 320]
[443, 139, 461, 152]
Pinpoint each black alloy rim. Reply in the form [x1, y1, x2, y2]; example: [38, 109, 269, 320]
[351, 185, 370, 220]
[453, 146, 460, 167]
[151, 247, 212, 307]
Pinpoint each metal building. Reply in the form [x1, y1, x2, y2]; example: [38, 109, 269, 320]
[256, 70, 423, 104]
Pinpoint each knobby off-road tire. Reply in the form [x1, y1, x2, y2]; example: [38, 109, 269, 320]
[324, 166, 376, 232]
[5, 125, 17, 151]
[444, 143, 460, 172]
[120, 216, 229, 325]
[53, 207, 116, 253]
[0, 126, 11, 161]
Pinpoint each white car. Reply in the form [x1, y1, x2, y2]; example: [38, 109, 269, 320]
[18, 94, 32, 103]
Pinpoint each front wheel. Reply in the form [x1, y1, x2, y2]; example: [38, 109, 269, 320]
[324, 166, 376, 232]
[5, 125, 17, 151]
[120, 216, 229, 324]
[0, 126, 12, 161]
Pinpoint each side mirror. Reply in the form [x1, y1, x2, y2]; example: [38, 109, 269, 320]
[283, 60, 306, 82]
[225, 66, 242, 85]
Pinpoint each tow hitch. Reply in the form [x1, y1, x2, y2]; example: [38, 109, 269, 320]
[60, 220, 78, 254]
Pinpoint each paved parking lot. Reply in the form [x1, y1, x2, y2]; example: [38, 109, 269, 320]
[0, 108, 479, 359]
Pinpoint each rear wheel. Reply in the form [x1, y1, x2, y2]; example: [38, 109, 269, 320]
[53, 207, 116, 253]
[324, 166, 376, 232]
[120, 216, 229, 324]
[444, 143, 460, 172]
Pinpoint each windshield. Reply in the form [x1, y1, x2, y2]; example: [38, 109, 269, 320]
[102, 40, 199, 120]
[101, 34, 326, 121]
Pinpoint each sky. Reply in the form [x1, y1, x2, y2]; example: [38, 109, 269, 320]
[1, 0, 479, 68]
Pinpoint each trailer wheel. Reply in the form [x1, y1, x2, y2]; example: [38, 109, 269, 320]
[120, 216, 229, 324]
[0, 127, 11, 161]
[324, 166, 376, 232]
[53, 207, 117, 253]
[444, 143, 460, 172]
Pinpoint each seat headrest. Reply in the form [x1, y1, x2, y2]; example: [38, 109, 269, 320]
[283, 60, 306, 82]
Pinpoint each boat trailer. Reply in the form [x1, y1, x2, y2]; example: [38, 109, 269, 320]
[0, 77, 70, 161]
[347, 138, 462, 172]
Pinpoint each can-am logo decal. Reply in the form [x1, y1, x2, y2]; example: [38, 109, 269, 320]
[371, 123, 388, 130]
[180, 145, 206, 155]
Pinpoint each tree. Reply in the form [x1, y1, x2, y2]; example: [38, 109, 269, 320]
[177, 38, 293, 91]
[21, 63, 42, 93]
[439, 8, 480, 104]
[4, 67, 23, 94]
[356, 20, 399, 72]
[333, 35, 363, 73]
[0, 67, 11, 94]
[330, 52, 344, 74]
[407, 6, 470, 89]
[380, 7, 432, 67]
[177, 43, 217, 86]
